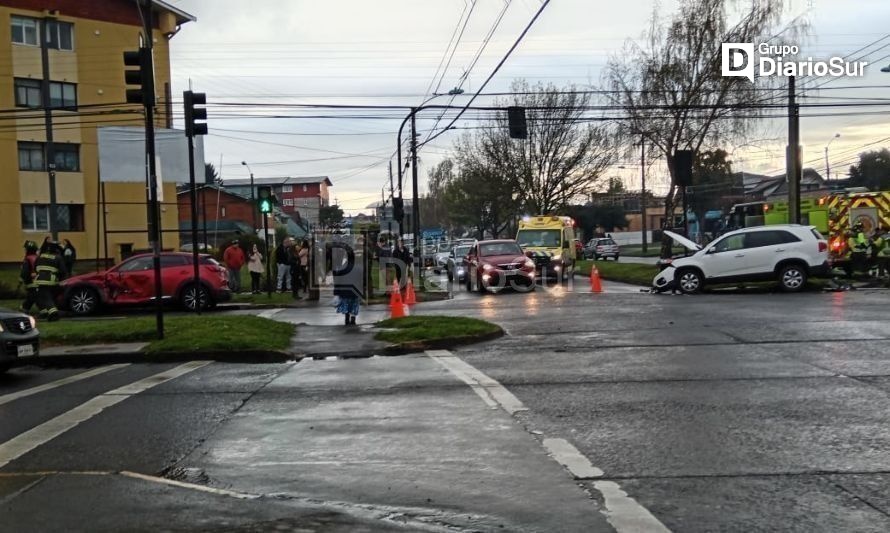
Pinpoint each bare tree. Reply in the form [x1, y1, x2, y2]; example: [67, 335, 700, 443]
[456, 80, 619, 215]
[606, 0, 801, 254]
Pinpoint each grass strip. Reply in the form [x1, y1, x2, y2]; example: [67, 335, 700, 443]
[375, 315, 501, 344]
[38, 315, 295, 354]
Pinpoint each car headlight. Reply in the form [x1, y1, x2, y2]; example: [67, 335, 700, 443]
[482, 264, 494, 271]
[29, 316, 36, 329]
[524, 258, 535, 269]
[551, 254, 562, 262]
[457, 267, 465, 274]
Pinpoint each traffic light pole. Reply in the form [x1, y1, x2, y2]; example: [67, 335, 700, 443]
[263, 212, 271, 299]
[137, 2, 164, 339]
[185, 93, 201, 315]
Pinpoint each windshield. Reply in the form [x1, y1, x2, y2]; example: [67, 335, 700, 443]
[454, 245, 471, 257]
[437, 243, 452, 252]
[516, 229, 561, 248]
[480, 242, 523, 256]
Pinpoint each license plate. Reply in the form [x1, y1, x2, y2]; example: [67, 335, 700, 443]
[503, 269, 519, 276]
[17, 344, 35, 357]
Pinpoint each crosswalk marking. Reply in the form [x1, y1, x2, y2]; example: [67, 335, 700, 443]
[0, 361, 210, 469]
[0, 364, 131, 407]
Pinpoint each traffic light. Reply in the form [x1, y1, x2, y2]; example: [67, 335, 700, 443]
[183, 91, 208, 137]
[257, 186, 274, 214]
[123, 49, 154, 106]
[392, 196, 404, 223]
[507, 106, 527, 139]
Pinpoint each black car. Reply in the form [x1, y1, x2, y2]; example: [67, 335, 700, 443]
[0, 308, 39, 373]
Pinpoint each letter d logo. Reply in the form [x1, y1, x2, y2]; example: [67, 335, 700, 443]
[722, 43, 755, 82]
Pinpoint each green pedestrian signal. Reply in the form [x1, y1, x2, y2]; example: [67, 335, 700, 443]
[257, 185, 275, 214]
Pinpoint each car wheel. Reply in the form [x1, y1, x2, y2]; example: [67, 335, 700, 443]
[778, 264, 807, 292]
[614, 255, 620, 261]
[181, 284, 210, 311]
[67, 287, 100, 316]
[676, 269, 704, 294]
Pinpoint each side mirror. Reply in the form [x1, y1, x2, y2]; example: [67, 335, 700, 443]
[563, 240, 570, 249]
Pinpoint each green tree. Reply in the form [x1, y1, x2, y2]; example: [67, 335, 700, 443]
[605, 0, 801, 255]
[318, 205, 344, 229]
[689, 148, 734, 227]
[204, 162, 219, 184]
[849, 149, 890, 191]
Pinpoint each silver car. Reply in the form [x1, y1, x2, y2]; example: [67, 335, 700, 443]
[583, 238, 620, 260]
[446, 244, 473, 282]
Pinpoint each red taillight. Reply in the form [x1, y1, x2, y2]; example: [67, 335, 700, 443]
[831, 239, 843, 251]
[818, 241, 828, 253]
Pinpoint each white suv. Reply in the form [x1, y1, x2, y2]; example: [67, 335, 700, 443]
[653, 225, 829, 294]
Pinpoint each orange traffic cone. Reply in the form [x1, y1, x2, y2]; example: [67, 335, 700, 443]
[390, 281, 406, 318]
[404, 279, 417, 306]
[590, 266, 603, 294]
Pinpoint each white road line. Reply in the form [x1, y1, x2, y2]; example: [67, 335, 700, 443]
[0, 364, 131, 407]
[258, 309, 284, 319]
[427, 349, 526, 413]
[542, 438, 604, 479]
[120, 471, 260, 500]
[593, 480, 671, 533]
[427, 350, 671, 533]
[0, 361, 210, 469]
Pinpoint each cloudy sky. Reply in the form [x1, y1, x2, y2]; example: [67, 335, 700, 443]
[166, 0, 890, 214]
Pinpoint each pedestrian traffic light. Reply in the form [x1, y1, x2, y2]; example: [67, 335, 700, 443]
[257, 186, 274, 214]
[183, 91, 208, 137]
[123, 48, 154, 106]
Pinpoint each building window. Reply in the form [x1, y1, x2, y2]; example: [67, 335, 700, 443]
[18, 142, 45, 171]
[11, 16, 39, 46]
[302, 184, 308, 192]
[282, 185, 292, 193]
[54, 143, 79, 171]
[21, 205, 50, 231]
[21, 204, 84, 232]
[220, 207, 226, 217]
[46, 20, 74, 51]
[14, 78, 41, 108]
[49, 81, 76, 108]
[283, 199, 294, 207]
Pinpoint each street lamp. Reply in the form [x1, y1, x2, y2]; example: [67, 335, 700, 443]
[824, 133, 840, 180]
[241, 161, 257, 231]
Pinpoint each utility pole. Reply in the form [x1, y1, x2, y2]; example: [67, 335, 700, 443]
[410, 109, 421, 282]
[241, 161, 257, 231]
[39, 15, 58, 240]
[786, 76, 802, 224]
[388, 160, 394, 235]
[640, 136, 648, 255]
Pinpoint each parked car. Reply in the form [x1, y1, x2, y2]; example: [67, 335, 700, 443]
[574, 239, 583, 256]
[446, 243, 473, 282]
[465, 240, 536, 293]
[60, 252, 231, 316]
[0, 308, 39, 373]
[583, 238, 620, 260]
[652, 225, 829, 294]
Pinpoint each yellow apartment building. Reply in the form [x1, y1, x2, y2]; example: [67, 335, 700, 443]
[0, 0, 194, 264]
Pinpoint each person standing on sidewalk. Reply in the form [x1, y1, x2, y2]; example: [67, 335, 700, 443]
[393, 238, 412, 286]
[223, 240, 246, 293]
[275, 238, 292, 293]
[248, 244, 264, 294]
[62, 239, 77, 275]
[298, 240, 310, 296]
[288, 239, 302, 299]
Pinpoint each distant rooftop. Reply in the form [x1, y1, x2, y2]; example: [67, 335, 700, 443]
[222, 176, 332, 187]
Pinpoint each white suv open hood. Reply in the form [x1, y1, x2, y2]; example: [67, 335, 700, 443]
[664, 231, 702, 252]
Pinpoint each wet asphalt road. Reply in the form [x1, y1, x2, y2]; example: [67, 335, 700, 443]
[4, 283, 890, 531]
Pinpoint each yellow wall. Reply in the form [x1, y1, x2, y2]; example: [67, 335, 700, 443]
[0, 6, 182, 264]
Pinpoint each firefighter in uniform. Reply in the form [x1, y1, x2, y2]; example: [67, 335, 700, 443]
[873, 226, 890, 279]
[847, 223, 869, 274]
[33, 239, 68, 320]
[19, 240, 39, 313]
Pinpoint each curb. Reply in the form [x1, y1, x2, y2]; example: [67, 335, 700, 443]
[29, 349, 296, 368]
[298, 327, 506, 360]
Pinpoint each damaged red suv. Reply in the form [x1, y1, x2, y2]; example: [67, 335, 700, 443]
[61, 253, 230, 315]
[465, 239, 536, 293]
